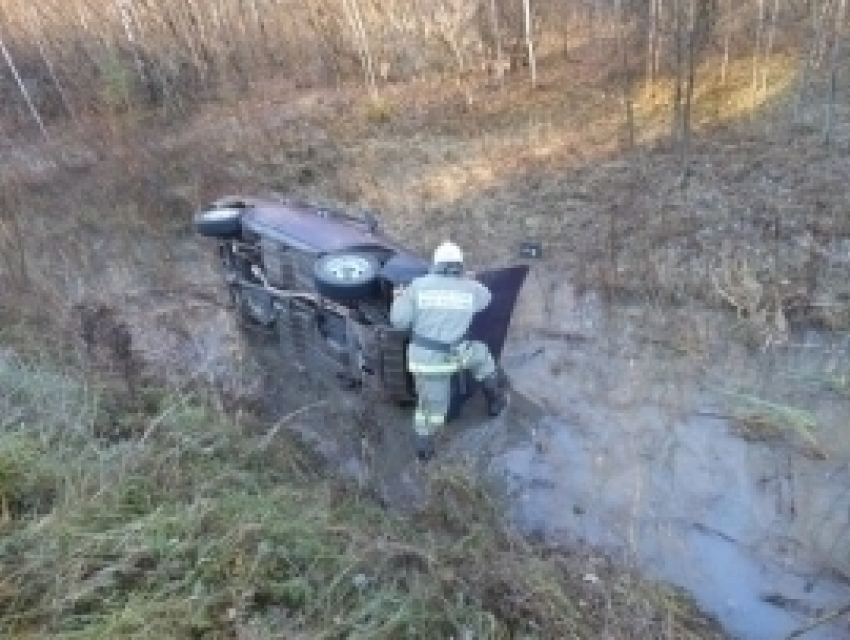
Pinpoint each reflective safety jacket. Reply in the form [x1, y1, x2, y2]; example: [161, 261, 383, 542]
[389, 272, 492, 368]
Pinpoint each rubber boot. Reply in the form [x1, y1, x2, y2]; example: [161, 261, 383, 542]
[481, 373, 506, 417]
[415, 433, 435, 462]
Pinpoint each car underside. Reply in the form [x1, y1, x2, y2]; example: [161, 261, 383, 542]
[194, 194, 528, 412]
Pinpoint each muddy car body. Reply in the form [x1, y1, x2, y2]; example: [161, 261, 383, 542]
[195, 195, 528, 413]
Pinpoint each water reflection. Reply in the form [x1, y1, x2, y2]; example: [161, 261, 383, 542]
[497, 282, 850, 639]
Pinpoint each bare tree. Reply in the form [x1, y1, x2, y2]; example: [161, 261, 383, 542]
[115, 0, 148, 88]
[673, 0, 714, 184]
[341, 0, 377, 99]
[0, 173, 30, 291]
[721, 0, 732, 83]
[647, 0, 662, 86]
[795, 0, 824, 122]
[0, 27, 49, 140]
[751, 0, 765, 110]
[825, 0, 847, 145]
[672, 0, 685, 144]
[616, 0, 635, 147]
[488, 0, 505, 86]
[760, 0, 780, 92]
[26, 7, 81, 128]
[681, 0, 698, 179]
[433, 0, 478, 75]
[523, 0, 537, 87]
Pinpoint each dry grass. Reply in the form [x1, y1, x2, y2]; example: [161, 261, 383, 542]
[632, 52, 801, 139]
[0, 0, 556, 127]
[3, 32, 850, 356]
[721, 390, 826, 459]
[0, 0, 832, 135]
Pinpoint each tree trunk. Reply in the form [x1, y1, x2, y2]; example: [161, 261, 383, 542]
[617, 0, 635, 148]
[341, 0, 377, 99]
[672, 0, 685, 144]
[0, 176, 30, 291]
[795, 0, 821, 122]
[523, 0, 537, 87]
[489, 0, 504, 86]
[751, 0, 765, 110]
[656, 0, 664, 76]
[0, 29, 49, 140]
[825, 0, 847, 145]
[721, 0, 731, 83]
[682, 0, 698, 184]
[761, 0, 780, 92]
[116, 0, 150, 92]
[27, 8, 81, 128]
[647, 0, 658, 86]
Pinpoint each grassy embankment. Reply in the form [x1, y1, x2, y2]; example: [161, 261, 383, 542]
[0, 350, 724, 638]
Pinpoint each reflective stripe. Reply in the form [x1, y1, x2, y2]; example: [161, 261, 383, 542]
[409, 361, 462, 375]
[414, 411, 445, 425]
[417, 290, 474, 311]
[414, 411, 445, 431]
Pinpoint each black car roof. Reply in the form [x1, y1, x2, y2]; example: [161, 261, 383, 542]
[240, 198, 408, 256]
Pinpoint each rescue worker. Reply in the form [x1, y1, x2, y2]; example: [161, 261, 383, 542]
[390, 240, 506, 461]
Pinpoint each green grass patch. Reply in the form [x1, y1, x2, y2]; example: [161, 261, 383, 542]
[719, 389, 825, 459]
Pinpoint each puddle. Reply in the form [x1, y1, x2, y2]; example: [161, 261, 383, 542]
[496, 276, 850, 640]
[494, 411, 850, 639]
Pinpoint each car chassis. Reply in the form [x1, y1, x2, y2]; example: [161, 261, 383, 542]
[195, 195, 528, 415]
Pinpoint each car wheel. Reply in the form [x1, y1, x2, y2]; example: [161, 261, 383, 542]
[194, 207, 243, 239]
[313, 251, 380, 301]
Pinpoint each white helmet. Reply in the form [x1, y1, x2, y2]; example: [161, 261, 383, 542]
[433, 241, 463, 265]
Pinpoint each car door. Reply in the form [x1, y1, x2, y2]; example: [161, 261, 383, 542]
[467, 265, 529, 360]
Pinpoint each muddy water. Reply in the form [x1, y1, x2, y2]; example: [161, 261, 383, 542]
[494, 274, 850, 640]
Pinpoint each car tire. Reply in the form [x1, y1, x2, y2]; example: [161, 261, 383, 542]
[313, 251, 380, 301]
[194, 207, 243, 239]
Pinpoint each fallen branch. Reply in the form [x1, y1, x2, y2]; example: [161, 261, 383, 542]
[258, 400, 327, 450]
[785, 602, 850, 639]
[139, 392, 192, 445]
[798, 232, 850, 265]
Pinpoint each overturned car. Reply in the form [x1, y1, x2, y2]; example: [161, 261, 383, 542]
[194, 195, 528, 415]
